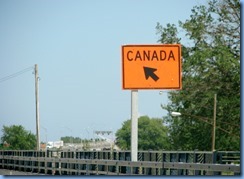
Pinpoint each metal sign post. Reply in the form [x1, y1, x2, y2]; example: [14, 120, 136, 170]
[131, 90, 138, 161]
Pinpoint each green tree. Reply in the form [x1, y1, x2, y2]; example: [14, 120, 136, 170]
[156, 0, 240, 150]
[1, 125, 36, 150]
[60, 136, 74, 143]
[115, 116, 170, 150]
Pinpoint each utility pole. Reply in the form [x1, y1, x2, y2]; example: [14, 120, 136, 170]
[212, 94, 217, 151]
[35, 64, 40, 150]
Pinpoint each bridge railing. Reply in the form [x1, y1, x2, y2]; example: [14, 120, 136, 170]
[0, 150, 240, 175]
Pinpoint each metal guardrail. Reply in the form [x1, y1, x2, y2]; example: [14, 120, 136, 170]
[216, 151, 240, 164]
[0, 150, 240, 175]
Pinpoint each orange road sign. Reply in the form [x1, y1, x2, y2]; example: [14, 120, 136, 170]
[122, 44, 182, 90]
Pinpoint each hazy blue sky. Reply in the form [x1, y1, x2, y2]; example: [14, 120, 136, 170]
[0, 0, 208, 142]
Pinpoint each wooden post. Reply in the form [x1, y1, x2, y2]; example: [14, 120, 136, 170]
[35, 64, 40, 150]
[212, 94, 217, 151]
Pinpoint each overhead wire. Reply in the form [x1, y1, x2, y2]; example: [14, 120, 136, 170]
[0, 66, 34, 83]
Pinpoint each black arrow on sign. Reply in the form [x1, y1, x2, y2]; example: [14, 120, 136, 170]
[143, 66, 159, 82]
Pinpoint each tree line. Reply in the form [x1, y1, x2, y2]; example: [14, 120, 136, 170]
[60, 136, 104, 144]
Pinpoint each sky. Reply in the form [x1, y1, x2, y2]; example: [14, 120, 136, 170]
[0, 0, 208, 142]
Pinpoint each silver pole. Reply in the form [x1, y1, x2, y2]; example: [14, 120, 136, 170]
[131, 90, 138, 161]
[35, 64, 40, 150]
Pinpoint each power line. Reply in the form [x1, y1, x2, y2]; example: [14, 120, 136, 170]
[0, 66, 34, 83]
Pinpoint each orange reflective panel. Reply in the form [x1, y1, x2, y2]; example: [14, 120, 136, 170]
[122, 44, 182, 90]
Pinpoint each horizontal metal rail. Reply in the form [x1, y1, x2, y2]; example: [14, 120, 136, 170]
[0, 150, 240, 165]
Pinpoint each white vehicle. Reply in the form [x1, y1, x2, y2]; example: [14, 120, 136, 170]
[47, 141, 64, 149]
